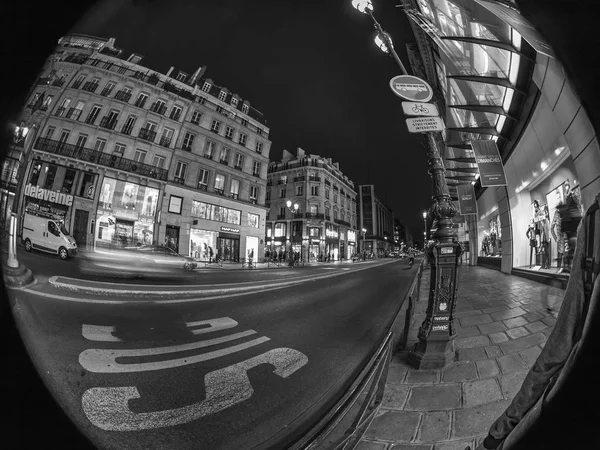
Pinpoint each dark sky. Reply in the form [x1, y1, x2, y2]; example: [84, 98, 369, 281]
[70, 0, 432, 242]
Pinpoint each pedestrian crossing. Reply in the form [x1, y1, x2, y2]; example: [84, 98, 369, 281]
[79, 316, 308, 431]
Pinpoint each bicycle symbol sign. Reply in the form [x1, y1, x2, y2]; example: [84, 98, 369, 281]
[401, 101, 439, 117]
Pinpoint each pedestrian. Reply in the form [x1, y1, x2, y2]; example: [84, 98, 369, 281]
[209, 246, 214, 263]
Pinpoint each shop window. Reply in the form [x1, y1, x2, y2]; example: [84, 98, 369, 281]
[43, 165, 58, 190]
[292, 221, 303, 237]
[61, 169, 77, 194]
[29, 163, 42, 186]
[248, 213, 259, 228]
[77, 172, 96, 199]
[274, 223, 286, 237]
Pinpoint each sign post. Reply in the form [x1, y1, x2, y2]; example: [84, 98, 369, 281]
[390, 75, 433, 102]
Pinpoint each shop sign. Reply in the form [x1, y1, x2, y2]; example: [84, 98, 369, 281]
[471, 140, 507, 187]
[24, 184, 73, 207]
[432, 324, 449, 332]
[434, 316, 449, 321]
[406, 116, 445, 133]
[390, 75, 433, 102]
[221, 226, 239, 233]
[347, 230, 356, 242]
[113, 208, 139, 221]
[326, 229, 338, 239]
[457, 184, 478, 215]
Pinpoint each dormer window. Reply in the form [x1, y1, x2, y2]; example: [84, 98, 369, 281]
[202, 81, 211, 92]
[242, 104, 249, 114]
[176, 72, 187, 82]
[218, 90, 227, 101]
[231, 97, 239, 107]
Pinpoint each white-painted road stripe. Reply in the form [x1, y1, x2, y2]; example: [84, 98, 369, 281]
[82, 317, 239, 342]
[79, 333, 270, 373]
[18, 259, 398, 304]
[82, 348, 308, 431]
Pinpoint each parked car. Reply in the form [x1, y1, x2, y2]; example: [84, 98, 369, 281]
[79, 244, 197, 278]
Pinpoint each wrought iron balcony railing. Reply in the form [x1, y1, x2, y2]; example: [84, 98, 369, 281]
[114, 90, 132, 103]
[121, 123, 134, 135]
[159, 136, 172, 148]
[173, 176, 185, 185]
[34, 137, 168, 181]
[99, 116, 118, 130]
[65, 108, 82, 121]
[197, 183, 208, 192]
[138, 128, 157, 143]
[294, 176, 305, 182]
[81, 81, 99, 93]
[54, 106, 66, 117]
[150, 102, 167, 115]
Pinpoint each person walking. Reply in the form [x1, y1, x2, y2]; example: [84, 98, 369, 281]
[208, 246, 214, 263]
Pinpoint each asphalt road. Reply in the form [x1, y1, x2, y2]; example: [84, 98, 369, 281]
[3, 249, 418, 450]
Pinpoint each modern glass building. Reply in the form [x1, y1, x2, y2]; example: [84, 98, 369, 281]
[401, 0, 599, 284]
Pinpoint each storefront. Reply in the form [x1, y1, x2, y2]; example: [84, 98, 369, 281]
[514, 157, 583, 274]
[190, 228, 217, 260]
[245, 235, 259, 262]
[218, 226, 240, 262]
[325, 223, 339, 261]
[347, 230, 357, 258]
[95, 176, 159, 249]
[20, 158, 99, 249]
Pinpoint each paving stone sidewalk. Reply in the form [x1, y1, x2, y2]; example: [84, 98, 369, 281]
[358, 265, 564, 450]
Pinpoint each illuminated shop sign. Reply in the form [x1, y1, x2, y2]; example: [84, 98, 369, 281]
[432, 324, 449, 332]
[326, 229, 338, 239]
[347, 230, 356, 242]
[24, 184, 73, 207]
[221, 226, 240, 233]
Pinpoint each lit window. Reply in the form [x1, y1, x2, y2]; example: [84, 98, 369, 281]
[218, 90, 227, 101]
[202, 81, 211, 92]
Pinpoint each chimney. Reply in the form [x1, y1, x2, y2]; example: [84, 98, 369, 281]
[166, 66, 175, 78]
[297, 147, 305, 158]
[189, 65, 207, 85]
[282, 149, 294, 162]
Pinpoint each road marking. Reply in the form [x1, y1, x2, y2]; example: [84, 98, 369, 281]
[79, 331, 269, 373]
[82, 348, 308, 431]
[19, 259, 400, 304]
[82, 317, 239, 342]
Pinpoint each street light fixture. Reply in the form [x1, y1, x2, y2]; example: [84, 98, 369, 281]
[285, 199, 299, 266]
[361, 227, 367, 256]
[352, 1, 461, 370]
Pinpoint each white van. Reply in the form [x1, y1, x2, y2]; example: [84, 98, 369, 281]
[22, 212, 78, 259]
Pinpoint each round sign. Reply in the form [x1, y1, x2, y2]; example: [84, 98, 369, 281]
[389, 75, 433, 102]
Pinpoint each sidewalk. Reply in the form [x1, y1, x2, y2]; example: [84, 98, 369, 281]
[359, 265, 564, 450]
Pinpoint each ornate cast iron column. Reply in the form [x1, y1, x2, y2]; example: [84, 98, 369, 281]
[408, 132, 462, 370]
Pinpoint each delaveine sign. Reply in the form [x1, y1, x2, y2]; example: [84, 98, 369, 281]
[24, 184, 74, 207]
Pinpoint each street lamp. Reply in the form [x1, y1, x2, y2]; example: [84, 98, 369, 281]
[423, 211, 428, 246]
[361, 227, 367, 255]
[352, 1, 461, 370]
[286, 199, 299, 266]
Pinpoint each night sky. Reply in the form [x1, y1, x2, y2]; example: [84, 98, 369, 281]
[70, 0, 432, 242]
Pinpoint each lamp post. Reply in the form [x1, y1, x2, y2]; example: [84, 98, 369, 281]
[423, 211, 428, 248]
[286, 199, 299, 266]
[352, 0, 461, 370]
[361, 227, 367, 257]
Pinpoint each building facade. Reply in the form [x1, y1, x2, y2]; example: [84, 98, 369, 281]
[9, 34, 271, 262]
[266, 148, 358, 261]
[358, 185, 395, 258]
[401, 0, 600, 281]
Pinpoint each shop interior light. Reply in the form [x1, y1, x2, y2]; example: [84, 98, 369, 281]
[540, 161, 548, 171]
[496, 115, 506, 133]
[555, 146, 565, 155]
[511, 29, 522, 51]
[475, 173, 480, 180]
[509, 52, 521, 85]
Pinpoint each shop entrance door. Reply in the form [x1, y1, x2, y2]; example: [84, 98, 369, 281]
[165, 225, 180, 253]
[115, 220, 134, 247]
[73, 209, 89, 248]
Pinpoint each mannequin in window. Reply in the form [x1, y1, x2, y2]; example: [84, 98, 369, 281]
[526, 218, 537, 268]
[556, 180, 583, 273]
[539, 205, 551, 269]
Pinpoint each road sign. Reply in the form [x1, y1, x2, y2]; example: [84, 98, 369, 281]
[390, 75, 433, 102]
[402, 101, 439, 117]
[405, 116, 445, 133]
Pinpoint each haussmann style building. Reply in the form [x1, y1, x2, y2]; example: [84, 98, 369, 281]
[7, 34, 272, 263]
[265, 148, 359, 262]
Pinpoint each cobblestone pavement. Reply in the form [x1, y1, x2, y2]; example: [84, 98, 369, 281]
[358, 265, 563, 450]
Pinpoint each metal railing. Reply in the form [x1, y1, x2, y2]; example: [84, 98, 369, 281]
[34, 137, 168, 181]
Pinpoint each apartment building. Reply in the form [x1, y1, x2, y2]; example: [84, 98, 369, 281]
[11, 34, 271, 262]
[266, 148, 358, 261]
